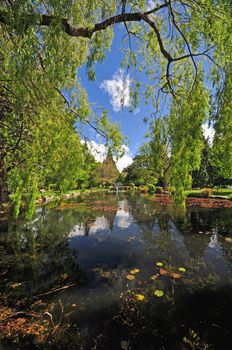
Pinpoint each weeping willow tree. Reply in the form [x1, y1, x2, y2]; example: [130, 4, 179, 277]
[169, 75, 210, 200]
[1, 0, 232, 213]
[145, 71, 209, 200]
[212, 66, 232, 178]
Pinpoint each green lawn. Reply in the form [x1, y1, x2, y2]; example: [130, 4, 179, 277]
[186, 187, 232, 197]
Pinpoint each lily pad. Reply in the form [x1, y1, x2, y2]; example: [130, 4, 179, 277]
[154, 289, 164, 297]
[156, 262, 163, 267]
[130, 268, 140, 274]
[178, 267, 186, 272]
[134, 294, 145, 301]
[225, 237, 232, 243]
[126, 274, 135, 281]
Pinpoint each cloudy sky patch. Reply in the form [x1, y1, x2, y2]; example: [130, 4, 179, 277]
[82, 140, 133, 172]
[202, 123, 215, 145]
[100, 69, 131, 112]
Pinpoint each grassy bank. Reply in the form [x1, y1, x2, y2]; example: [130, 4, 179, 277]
[185, 187, 232, 198]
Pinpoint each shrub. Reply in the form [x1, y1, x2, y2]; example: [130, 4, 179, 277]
[167, 186, 176, 195]
[147, 184, 156, 193]
[155, 186, 163, 194]
[140, 185, 149, 193]
[201, 188, 212, 198]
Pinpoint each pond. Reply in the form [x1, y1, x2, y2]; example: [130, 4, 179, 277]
[1, 192, 232, 349]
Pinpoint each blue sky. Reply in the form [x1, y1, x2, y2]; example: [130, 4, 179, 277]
[78, 27, 153, 170]
[78, 25, 214, 171]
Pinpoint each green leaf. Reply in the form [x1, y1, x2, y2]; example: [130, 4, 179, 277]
[154, 290, 164, 297]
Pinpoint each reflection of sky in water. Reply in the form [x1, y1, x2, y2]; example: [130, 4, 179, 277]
[67, 196, 232, 284]
[204, 228, 230, 277]
[113, 208, 133, 229]
[69, 223, 86, 237]
[2, 192, 232, 333]
[68, 200, 134, 238]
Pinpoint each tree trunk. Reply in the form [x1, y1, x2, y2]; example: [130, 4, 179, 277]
[0, 156, 9, 204]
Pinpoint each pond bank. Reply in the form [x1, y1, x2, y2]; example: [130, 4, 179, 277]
[151, 193, 232, 208]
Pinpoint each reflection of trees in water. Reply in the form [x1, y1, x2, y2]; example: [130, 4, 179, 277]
[1, 212, 85, 301]
[2, 193, 232, 303]
[187, 207, 232, 235]
[131, 197, 231, 265]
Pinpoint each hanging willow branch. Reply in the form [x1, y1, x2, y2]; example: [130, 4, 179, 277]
[0, 0, 223, 94]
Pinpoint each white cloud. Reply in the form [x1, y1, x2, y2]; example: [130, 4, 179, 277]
[100, 69, 131, 112]
[83, 140, 108, 162]
[202, 123, 215, 145]
[115, 145, 133, 172]
[133, 107, 140, 115]
[82, 141, 133, 172]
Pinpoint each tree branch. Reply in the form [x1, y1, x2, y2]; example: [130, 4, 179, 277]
[0, 3, 169, 38]
[55, 89, 107, 138]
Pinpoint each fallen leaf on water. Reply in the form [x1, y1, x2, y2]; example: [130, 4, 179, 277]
[156, 262, 163, 267]
[134, 294, 145, 301]
[171, 272, 181, 279]
[160, 268, 168, 276]
[150, 274, 159, 281]
[130, 268, 140, 274]
[9, 282, 22, 289]
[178, 267, 186, 272]
[71, 304, 77, 307]
[126, 274, 135, 281]
[225, 237, 232, 243]
[154, 290, 164, 297]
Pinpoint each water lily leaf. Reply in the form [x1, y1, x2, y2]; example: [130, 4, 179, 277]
[171, 272, 181, 279]
[135, 294, 145, 301]
[159, 268, 168, 276]
[178, 267, 186, 272]
[154, 290, 164, 297]
[126, 274, 135, 281]
[156, 262, 163, 267]
[130, 268, 140, 274]
[121, 340, 129, 350]
[225, 237, 232, 243]
[150, 274, 159, 280]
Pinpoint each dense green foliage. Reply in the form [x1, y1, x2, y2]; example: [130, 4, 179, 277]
[1, 0, 232, 212]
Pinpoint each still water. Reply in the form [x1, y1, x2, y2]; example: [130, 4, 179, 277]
[1, 192, 232, 349]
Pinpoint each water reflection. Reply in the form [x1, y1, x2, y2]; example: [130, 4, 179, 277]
[1, 193, 232, 348]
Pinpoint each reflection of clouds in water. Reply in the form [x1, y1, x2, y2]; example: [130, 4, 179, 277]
[114, 209, 133, 228]
[69, 223, 85, 237]
[68, 199, 134, 238]
[90, 216, 109, 234]
[208, 229, 221, 251]
[114, 199, 133, 229]
[68, 216, 110, 238]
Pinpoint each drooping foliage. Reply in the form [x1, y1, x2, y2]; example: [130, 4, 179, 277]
[168, 76, 210, 200]
[140, 76, 210, 200]
[1, 0, 232, 213]
[212, 66, 232, 178]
